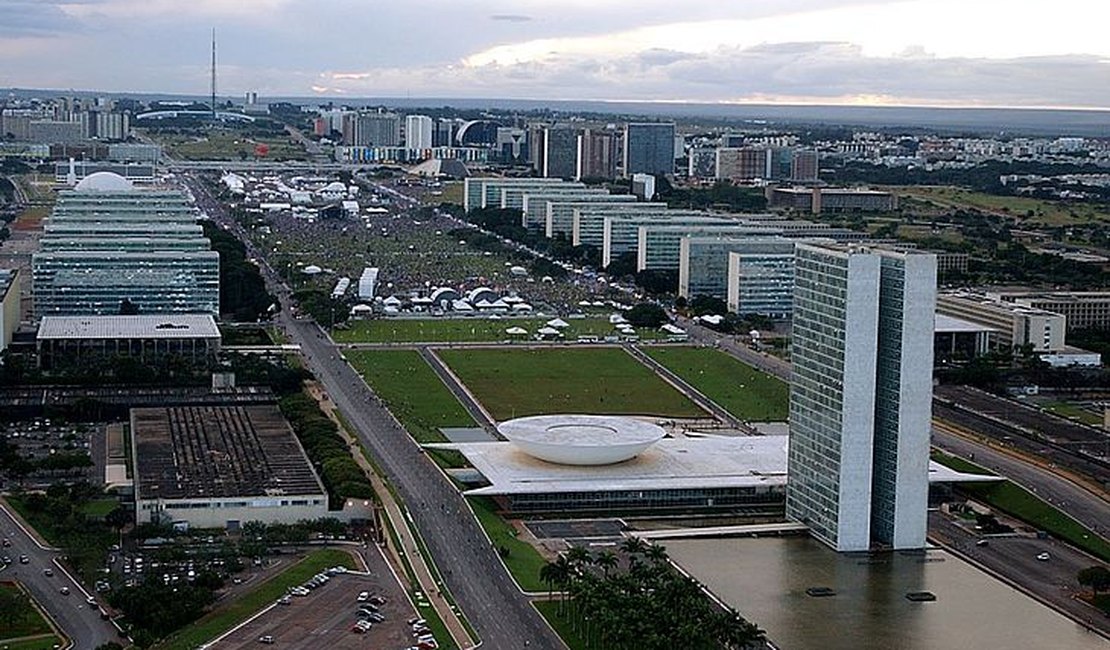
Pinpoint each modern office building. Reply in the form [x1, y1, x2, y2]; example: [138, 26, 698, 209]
[519, 188, 613, 230]
[687, 148, 718, 180]
[717, 147, 771, 181]
[624, 122, 675, 176]
[354, 112, 401, 147]
[725, 240, 801, 318]
[463, 177, 568, 212]
[936, 291, 1067, 352]
[502, 182, 586, 213]
[577, 129, 619, 180]
[36, 314, 221, 370]
[767, 186, 899, 213]
[132, 405, 328, 528]
[991, 290, 1110, 331]
[571, 203, 672, 247]
[32, 173, 220, 317]
[787, 244, 936, 552]
[544, 196, 638, 239]
[0, 269, 19, 353]
[602, 213, 732, 267]
[404, 114, 434, 150]
[495, 127, 528, 163]
[541, 126, 580, 179]
[637, 222, 783, 271]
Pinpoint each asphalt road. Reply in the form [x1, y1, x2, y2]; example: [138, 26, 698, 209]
[0, 501, 120, 649]
[929, 512, 1109, 637]
[933, 424, 1110, 539]
[189, 176, 564, 650]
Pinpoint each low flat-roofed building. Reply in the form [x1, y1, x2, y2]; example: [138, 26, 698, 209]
[933, 313, 997, 362]
[767, 186, 898, 213]
[430, 433, 992, 515]
[990, 290, 1110, 332]
[132, 405, 328, 528]
[37, 314, 221, 369]
[937, 291, 1067, 352]
[0, 269, 19, 352]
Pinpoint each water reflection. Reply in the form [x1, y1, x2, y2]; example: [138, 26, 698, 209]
[666, 537, 1106, 650]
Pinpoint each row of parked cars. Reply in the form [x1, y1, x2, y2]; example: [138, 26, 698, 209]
[404, 617, 438, 649]
[351, 589, 388, 634]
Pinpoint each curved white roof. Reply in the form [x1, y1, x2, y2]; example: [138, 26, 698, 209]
[75, 171, 135, 192]
[499, 415, 666, 466]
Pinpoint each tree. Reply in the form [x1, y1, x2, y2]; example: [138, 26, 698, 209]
[625, 303, 667, 328]
[1078, 565, 1110, 594]
[119, 298, 141, 315]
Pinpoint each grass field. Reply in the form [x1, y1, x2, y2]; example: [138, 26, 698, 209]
[533, 601, 587, 650]
[0, 636, 65, 650]
[332, 317, 661, 344]
[154, 130, 308, 161]
[895, 186, 1110, 226]
[1038, 401, 1102, 426]
[468, 497, 547, 593]
[78, 498, 120, 518]
[155, 549, 357, 650]
[644, 347, 789, 422]
[438, 348, 706, 420]
[346, 349, 476, 443]
[0, 583, 54, 641]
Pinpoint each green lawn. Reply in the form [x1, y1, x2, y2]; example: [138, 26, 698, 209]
[533, 600, 588, 650]
[346, 349, 476, 443]
[0, 636, 65, 650]
[644, 347, 789, 421]
[959, 481, 1110, 563]
[0, 584, 53, 640]
[78, 498, 120, 518]
[1039, 401, 1102, 426]
[154, 549, 357, 650]
[333, 317, 661, 344]
[468, 497, 547, 593]
[439, 348, 706, 420]
[895, 186, 1110, 226]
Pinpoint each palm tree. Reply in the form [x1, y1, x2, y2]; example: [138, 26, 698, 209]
[620, 536, 649, 556]
[594, 550, 618, 577]
[566, 545, 592, 573]
[645, 542, 669, 565]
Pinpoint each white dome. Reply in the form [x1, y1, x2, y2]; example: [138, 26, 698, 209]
[499, 415, 665, 466]
[74, 172, 134, 192]
[301, 264, 323, 275]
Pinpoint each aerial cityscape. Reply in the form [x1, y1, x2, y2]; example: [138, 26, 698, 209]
[0, 3, 1109, 650]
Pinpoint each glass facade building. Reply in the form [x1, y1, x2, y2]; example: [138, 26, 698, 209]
[786, 244, 936, 552]
[624, 122, 676, 176]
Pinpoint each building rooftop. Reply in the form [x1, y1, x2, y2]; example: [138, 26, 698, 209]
[0, 269, 16, 300]
[133, 405, 325, 501]
[934, 313, 999, 334]
[37, 314, 221, 340]
[499, 415, 666, 466]
[431, 434, 996, 496]
[74, 171, 135, 192]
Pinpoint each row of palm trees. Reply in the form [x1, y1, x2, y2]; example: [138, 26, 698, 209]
[540, 537, 765, 649]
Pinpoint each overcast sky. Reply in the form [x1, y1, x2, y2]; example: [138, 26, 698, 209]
[4, 0, 1110, 108]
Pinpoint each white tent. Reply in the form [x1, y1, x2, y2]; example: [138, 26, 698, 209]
[537, 326, 562, 337]
[512, 303, 533, 312]
[505, 326, 529, 336]
[546, 318, 570, 329]
[609, 313, 629, 324]
[382, 295, 402, 307]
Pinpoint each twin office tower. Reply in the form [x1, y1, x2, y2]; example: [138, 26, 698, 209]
[787, 243, 937, 552]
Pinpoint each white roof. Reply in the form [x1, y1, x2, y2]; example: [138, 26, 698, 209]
[38, 315, 220, 340]
[934, 313, 999, 334]
[537, 326, 561, 335]
[546, 318, 570, 328]
[75, 171, 135, 192]
[505, 326, 528, 335]
[431, 434, 1001, 496]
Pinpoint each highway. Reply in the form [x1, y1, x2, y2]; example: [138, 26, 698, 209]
[0, 500, 120, 649]
[188, 175, 564, 649]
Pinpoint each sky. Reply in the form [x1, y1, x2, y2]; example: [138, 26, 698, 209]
[4, 0, 1110, 109]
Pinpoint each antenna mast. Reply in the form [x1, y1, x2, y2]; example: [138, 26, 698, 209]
[210, 28, 217, 118]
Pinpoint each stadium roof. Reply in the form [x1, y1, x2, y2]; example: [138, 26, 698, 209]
[38, 314, 221, 340]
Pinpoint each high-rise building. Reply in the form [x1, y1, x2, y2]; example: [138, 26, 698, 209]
[541, 126, 580, 179]
[790, 149, 819, 182]
[496, 127, 528, 163]
[0, 269, 20, 353]
[687, 148, 717, 180]
[623, 122, 675, 177]
[405, 115, 434, 150]
[716, 147, 771, 181]
[354, 112, 401, 147]
[577, 129, 618, 180]
[434, 118, 459, 147]
[787, 244, 936, 552]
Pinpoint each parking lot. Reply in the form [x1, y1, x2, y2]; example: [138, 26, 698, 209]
[214, 549, 421, 650]
[0, 418, 103, 487]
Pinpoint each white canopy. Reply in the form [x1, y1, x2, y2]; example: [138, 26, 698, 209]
[537, 326, 561, 336]
[505, 326, 529, 335]
[546, 318, 570, 329]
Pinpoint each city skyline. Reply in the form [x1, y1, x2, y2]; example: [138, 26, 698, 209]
[4, 0, 1110, 109]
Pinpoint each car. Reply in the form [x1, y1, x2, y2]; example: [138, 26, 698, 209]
[975, 539, 989, 547]
[277, 595, 292, 606]
[356, 591, 370, 602]
[86, 596, 97, 606]
[258, 635, 275, 644]
[19, 555, 29, 564]
[43, 567, 54, 576]
[59, 586, 70, 595]
[1, 556, 10, 565]
[1036, 552, 1050, 561]
[2, 538, 10, 547]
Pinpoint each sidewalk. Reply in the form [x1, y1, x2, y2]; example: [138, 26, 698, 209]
[305, 382, 477, 649]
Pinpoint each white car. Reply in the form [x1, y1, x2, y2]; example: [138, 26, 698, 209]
[1036, 552, 1050, 561]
